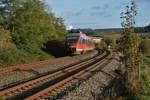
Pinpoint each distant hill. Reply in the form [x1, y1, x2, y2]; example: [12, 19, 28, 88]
[95, 24, 150, 34]
[95, 28, 122, 34]
[71, 24, 150, 36]
[135, 24, 150, 33]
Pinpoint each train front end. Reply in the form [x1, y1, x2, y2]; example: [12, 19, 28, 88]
[66, 33, 80, 55]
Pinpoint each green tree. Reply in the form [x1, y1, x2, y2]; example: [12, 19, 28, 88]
[0, 0, 66, 51]
[120, 1, 141, 92]
[0, 0, 21, 29]
[13, 0, 55, 49]
[0, 0, 67, 67]
[53, 17, 67, 41]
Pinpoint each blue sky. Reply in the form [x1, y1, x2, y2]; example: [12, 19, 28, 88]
[45, 0, 150, 29]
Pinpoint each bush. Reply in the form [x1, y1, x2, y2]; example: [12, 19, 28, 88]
[0, 48, 26, 67]
[99, 40, 107, 49]
[0, 26, 13, 50]
[0, 26, 53, 67]
[0, 47, 53, 67]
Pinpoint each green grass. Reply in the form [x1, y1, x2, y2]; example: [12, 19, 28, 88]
[0, 48, 54, 68]
[142, 53, 150, 66]
[96, 33, 150, 100]
[124, 53, 150, 100]
[121, 66, 150, 100]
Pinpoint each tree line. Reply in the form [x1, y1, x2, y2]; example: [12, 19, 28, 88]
[94, 24, 150, 34]
[0, 0, 67, 67]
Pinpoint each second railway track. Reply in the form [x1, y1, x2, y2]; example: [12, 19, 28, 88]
[0, 49, 111, 100]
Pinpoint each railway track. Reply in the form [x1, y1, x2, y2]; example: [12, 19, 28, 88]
[0, 50, 99, 90]
[0, 51, 97, 76]
[0, 49, 111, 100]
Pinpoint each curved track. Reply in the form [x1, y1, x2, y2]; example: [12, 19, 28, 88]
[0, 49, 111, 100]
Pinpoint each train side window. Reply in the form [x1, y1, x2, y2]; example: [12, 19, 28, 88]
[89, 41, 91, 46]
[89, 40, 91, 45]
[86, 40, 89, 45]
[80, 38, 83, 43]
[84, 39, 87, 44]
[86, 39, 88, 44]
[82, 39, 85, 44]
[87, 40, 89, 45]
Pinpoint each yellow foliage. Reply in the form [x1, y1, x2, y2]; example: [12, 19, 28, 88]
[0, 26, 13, 50]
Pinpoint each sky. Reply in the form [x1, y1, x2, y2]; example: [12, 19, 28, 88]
[45, 0, 150, 29]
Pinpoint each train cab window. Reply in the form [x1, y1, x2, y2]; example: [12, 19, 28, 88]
[67, 38, 77, 44]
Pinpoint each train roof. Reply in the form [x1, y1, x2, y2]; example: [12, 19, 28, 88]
[67, 33, 93, 40]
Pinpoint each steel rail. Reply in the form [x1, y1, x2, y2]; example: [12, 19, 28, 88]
[0, 50, 99, 90]
[0, 50, 103, 99]
[25, 51, 110, 100]
[0, 51, 98, 74]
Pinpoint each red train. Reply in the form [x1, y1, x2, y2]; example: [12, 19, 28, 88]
[65, 31, 95, 55]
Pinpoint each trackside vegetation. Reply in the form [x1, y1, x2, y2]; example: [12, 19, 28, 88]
[118, 1, 150, 99]
[0, 0, 66, 67]
[95, 1, 150, 99]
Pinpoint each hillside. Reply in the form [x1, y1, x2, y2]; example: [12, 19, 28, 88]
[95, 24, 150, 34]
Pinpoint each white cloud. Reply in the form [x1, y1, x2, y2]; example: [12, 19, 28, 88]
[66, 25, 74, 30]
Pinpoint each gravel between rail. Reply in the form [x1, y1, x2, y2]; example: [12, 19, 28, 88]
[0, 50, 98, 89]
[58, 51, 124, 100]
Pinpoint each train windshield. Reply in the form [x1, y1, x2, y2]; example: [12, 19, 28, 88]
[67, 37, 78, 44]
